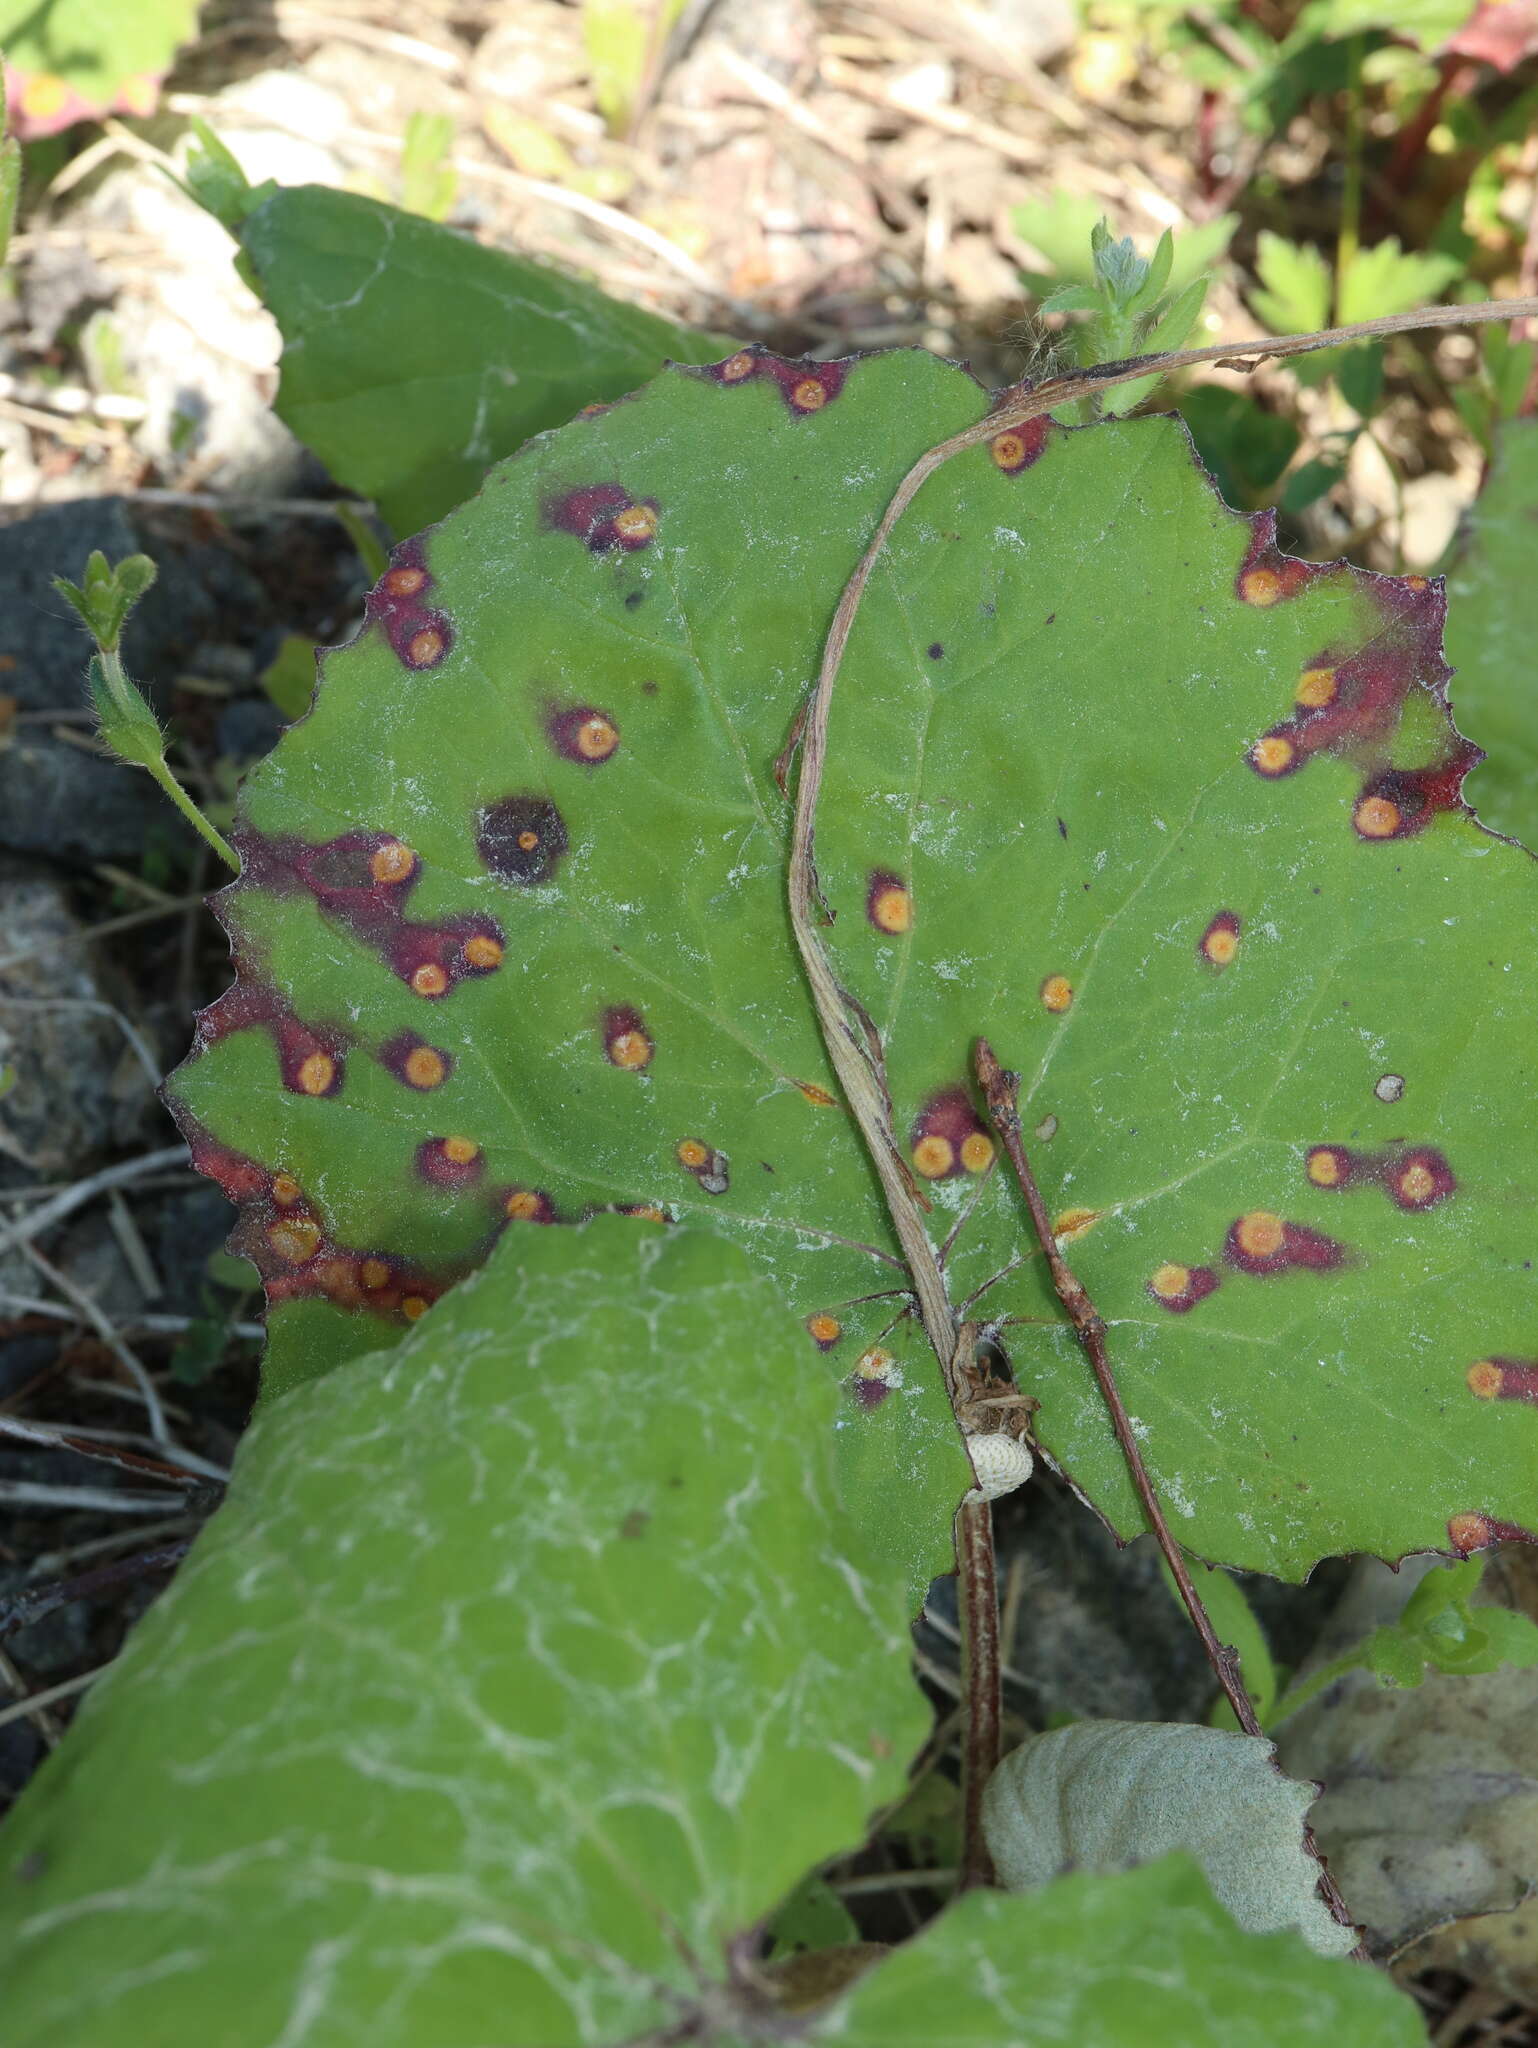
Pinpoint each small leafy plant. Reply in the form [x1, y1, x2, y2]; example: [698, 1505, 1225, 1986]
[5, 162, 1538, 2048]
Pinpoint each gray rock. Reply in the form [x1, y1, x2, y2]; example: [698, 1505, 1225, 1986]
[0, 732, 185, 867]
[0, 496, 265, 716]
[0, 859, 158, 1179]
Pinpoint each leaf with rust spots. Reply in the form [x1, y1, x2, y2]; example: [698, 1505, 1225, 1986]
[169, 349, 1538, 1580]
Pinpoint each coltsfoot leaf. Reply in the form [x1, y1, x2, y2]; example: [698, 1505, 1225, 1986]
[0, 1218, 928, 2048]
[168, 347, 1538, 1578]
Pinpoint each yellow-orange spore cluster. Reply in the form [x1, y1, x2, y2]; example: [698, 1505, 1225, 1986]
[604, 1006, 654, 1071]
[1199, 912, 1241, 969]
[909, 1087, 995, 1182]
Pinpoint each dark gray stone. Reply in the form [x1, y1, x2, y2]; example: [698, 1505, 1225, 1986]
[0, 732, 186, 866]
[0, 497, 266, 715]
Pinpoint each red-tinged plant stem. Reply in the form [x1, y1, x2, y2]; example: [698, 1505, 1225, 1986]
[973, 1038, 1260, 1737]
[953, 1492, 1001, 1891]
[973, 1038, 1364, 1952]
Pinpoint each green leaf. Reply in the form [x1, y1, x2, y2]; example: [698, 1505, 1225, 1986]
[1249, 233, 1333, 335]
[0, 1217, 929, 2047]
[257, 632, 318, 723]
[982, 1720, 1354, 1954]
[583, 0, 688, 135]
[0, 0, 199, 136]
[398, 111, 457, 223]
[168, 347, 1538, 1581]
[1159, 1562, 1279, 1723]
[816, 1860, 1424, 2045]
[1015, 193, 1235, 299]
[1311, 0, 1481, 46]
[1103, 274, 1211, 417]
[1446, 419, 1538, 849]
[765, 1874, 861, 1959]
[1180, 387, 1301, 507]
[181, 116, 270, 232]
[226, 182, 731, 534]
[0, 134, 20, 269]
[1337, 239, 1461, 325]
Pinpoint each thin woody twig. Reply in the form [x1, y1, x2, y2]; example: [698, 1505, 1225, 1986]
[0, 1540, 192, 1643]
[953, 1492, 1001, 1890]
[973, 1039, 1363, 1949]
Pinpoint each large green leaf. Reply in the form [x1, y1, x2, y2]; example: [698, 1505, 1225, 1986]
[1447, 419, 1538, 852]
[0, 0, 198, 136]
[168, 346, 1538, 1578]
[232, 184, 730, 534]
[0, 1217, 928, 2048]
[814, 1860, 1424, 2047]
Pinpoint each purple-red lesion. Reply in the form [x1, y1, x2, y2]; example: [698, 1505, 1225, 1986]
[546, 705, 621, 766]
[1466, 1357, 1538, 1406]
[603, 1005, 655, 1071]
[701, 348, 850, 414]
[415, 1136, 486, 1189]
[1305, 1140, 1455, 1210]
[1224, 1210, 1345, 1275]
[238, 826, 507, 998]
[379, 1033, 453, 1091]
[194, 980, 348, 1099]
[1448, 1510, 1538, 1556]
[989, 415, 1051, 475]
[908, 1086, 995, 1181]
[1147, 1263, 1220, 1313]
[545, 482, 660, 552]
[1351, 746, 1484, 842]
[366, 539, 453, 669]
[1198, 912, 1241, 969]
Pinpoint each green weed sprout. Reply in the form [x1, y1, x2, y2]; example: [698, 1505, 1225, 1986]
[55, 550, 238, 870]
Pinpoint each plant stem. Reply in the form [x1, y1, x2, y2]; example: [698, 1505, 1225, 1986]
[972, 1041, 1262, 1736]
[1336, 33, 1364, 317]
[953, 1493, 1001, 1891]
[145, 755, 238, 869]
[973, 1039, 1363, 1950]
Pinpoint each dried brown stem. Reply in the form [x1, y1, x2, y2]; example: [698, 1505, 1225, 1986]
[974, 1040, 1362, 1947]
[953, 1493, 1001, 1891]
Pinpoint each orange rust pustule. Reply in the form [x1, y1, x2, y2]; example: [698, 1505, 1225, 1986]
[807, 1312, 843, 1350]
[1146, 1263, 1219, 1314]
[1305, 1144, 1358, 1190]
[547, 705, 621, 766]
[603, 1005, 654, 1071]
[380, 1033, 453, 1092]
[1224, 1210, 1346, 1276]
[866, 870, 912, 934]
[909, 1085, 992, 1182]
[1234, 523, 1319, 610]
[1199, 911, 1241, 969]
[416, 1136, 486, 1190]
[749, 353, 850, 414]
[501, 1186, 556, 1225]
[1387, 1145, 1457, 1211]
[797, 1080, 838, 1107]
[236, 828, 504, 1001]
[1305, 1140, 1456, 1210]
[676, 1139, 729, 1195]
[1447, 1511, 1538, 1556]
[544, 481, 660, 553]
[1351, 744, 1484, 843]
[989, 415, 1051, 475]
[477, 794, 569, 886]
[231, 1197, 459, 1328]
[191, 978, 347, 1099]
[366, 539, 453, 669]
[1466, 1357, 1538, 1405]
